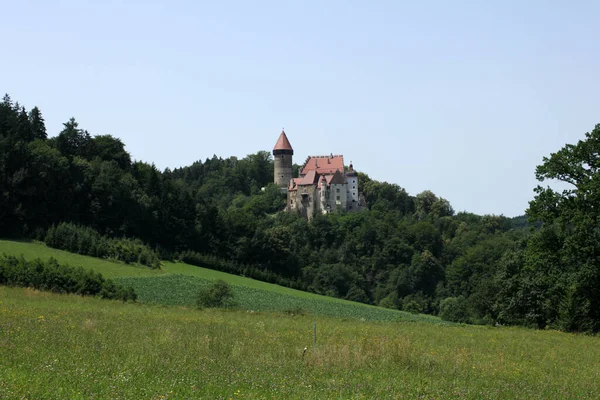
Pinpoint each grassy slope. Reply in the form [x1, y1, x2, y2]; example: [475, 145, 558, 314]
[0, 240, 438, 323]
[1, 286, 599, 399]
[0, 240, 160, 278]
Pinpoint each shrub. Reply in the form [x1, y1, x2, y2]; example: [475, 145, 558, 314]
[196, 280, 236, 309]
[45, 222, 160, 269]
[401, 293, 430, 314]
[178, 250, 309, 292]
[0, 254, 137, 301]
[283, 306, 307, 316]
[403, 300, 422, 314]
[439, 296, 470, 323]
[345, 285, 370, 303]
[379, 293, 399, 310]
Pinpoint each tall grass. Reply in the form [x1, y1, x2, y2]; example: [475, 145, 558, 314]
[1, 286, 599, 399]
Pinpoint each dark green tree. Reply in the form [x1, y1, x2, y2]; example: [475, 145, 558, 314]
[55, 118, 91, 158]
[28, 106, 47, 140]
[525, 123, 600, 331]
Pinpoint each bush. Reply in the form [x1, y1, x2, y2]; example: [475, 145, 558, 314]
[45, 222, 160, 269]
[439, 296, 470, 323]
[403, 300, 422, 314]
[345, 285, 370, 303]
[0, 254, 137, 301]
[401, 293, 430, 314]
[379, 293, 399, 309]
[178, 250, 298, 289]
[196, 280, 235, 309]
[282, 306, 307, 316]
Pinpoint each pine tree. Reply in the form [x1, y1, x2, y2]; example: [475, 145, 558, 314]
[2, 93, 12, 107]
[29, 106, 47, 140]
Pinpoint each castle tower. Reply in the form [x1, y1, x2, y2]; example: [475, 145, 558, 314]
[273, 129, 293, 188]
[319, 174, 328, 214]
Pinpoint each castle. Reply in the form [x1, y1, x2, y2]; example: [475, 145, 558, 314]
[273, 130, 365, 218]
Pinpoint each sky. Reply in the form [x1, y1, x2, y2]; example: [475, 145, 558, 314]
[3, 0, 599, 217]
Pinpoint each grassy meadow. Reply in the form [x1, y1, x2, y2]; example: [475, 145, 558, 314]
[1, 286, 599, 399]
[2, 239, 600, 398]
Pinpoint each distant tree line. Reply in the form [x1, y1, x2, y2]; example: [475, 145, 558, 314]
[2, 93, 600, 332]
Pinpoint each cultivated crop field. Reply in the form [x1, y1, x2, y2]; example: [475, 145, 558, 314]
[0, 240, 439, 322]
[116, 274, 444, 323]
[1, 286, 599, 399]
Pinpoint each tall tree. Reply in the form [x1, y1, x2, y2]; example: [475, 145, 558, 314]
[28, 106, 47, 140]
[55, 118, 91, 158]
[527, 123, 600, 331]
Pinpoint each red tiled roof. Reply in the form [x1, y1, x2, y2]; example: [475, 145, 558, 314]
[301, 155, 344, 176]
[273, 130, 293, 151]
[288, 177, 301, 191]
[298, 170, 318, 186]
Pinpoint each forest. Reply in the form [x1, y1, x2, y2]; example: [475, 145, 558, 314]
[1, 93, 599, 332]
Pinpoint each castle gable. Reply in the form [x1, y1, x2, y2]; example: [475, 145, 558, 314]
[329, 170, 346, 185]
[298, 170, 318, 185]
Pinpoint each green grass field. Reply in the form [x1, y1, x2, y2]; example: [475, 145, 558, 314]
[1, 286, 599, 399]
[2, 240, 600, 398]
[0, 239, 439, 323]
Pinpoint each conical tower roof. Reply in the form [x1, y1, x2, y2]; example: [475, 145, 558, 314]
[273, 130, 293, 152]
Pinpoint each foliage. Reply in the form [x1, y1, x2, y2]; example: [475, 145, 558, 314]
[45, 222, 160, 269]
[496, 123, 600, 332]
[0, 254, 136, 301]
[439, 296, 470, 323]
[196, 279, 235, 309]
[0, 240, 158, 278]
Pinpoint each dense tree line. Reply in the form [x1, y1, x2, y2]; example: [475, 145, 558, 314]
[0, 255, 136, 301]
[1, 94, 599, 331]
[45, 222, 160, 268]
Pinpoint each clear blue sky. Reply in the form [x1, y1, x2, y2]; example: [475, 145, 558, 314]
[3, 0, 599, 217]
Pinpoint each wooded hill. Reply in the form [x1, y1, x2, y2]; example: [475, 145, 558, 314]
[2, 93, 599, 332]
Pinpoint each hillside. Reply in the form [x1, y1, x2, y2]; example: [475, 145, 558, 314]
[0, 240, 441, 323]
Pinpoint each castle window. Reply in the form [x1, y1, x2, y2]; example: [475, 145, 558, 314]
[336, 196, 340, 201]
[336, 188, 340, 193]
[353, 185, 356, 189]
